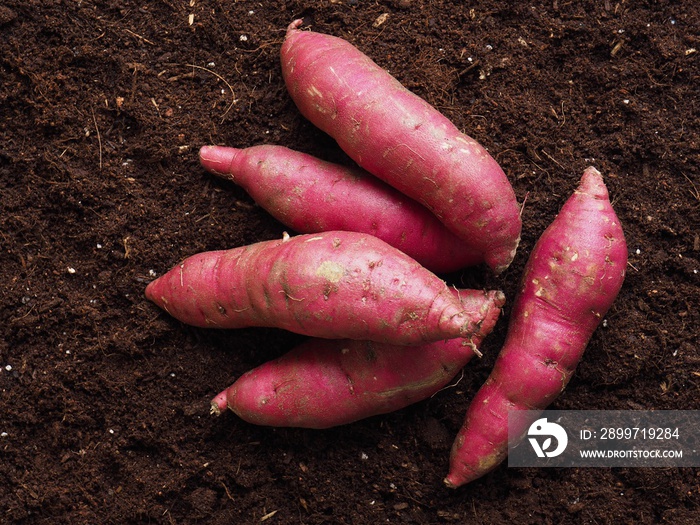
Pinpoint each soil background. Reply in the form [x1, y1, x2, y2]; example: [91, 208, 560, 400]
[1, 1, 699, 524]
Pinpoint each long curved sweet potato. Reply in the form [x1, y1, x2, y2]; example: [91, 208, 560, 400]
[145, 231, 496, 346]
[445, 167, 627, 488]
[199, 144, 482, 273]
[211, 289, 505, 428]
[280, 20, 521, 274]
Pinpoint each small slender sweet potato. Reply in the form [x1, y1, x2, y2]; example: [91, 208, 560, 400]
[199, 144, 482, 273]
[211, 289, 505, 429]
[281, 20, 521, 274]
[444, 167, 627, 488]
[145, 231, 496, 346]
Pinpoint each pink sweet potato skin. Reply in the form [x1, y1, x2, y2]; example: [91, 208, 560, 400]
[445, 167, 627, 488]
[281, 20, 521, 274]
[145, 231, 489, 346]
[199, 144, 482, 273]
[212, 289, 505, 429]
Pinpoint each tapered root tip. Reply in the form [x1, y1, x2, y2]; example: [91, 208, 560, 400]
[491, 290, 507, 309]
[488, 235, 521, 276]
[443, 477, 458, 489]
[199, 145, 239, 177]
[578, 166, 609, 200]
[144, 279, 157, 302]
[287, 19, 304, 33]
[210, 389, 229, 416]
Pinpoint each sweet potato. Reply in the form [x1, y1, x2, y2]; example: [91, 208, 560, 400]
[211, 289, 505, 429]
[145, 231, 495, 346]
[444, 167, 627, 488]
[280, 20, 521, 274]
[199, 144, 482, 273]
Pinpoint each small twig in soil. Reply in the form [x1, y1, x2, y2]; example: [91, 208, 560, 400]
[185, 63, 237, 123]
[220, 482, 235, 502]
[681, 172, 699, 202]
[91, 107, 102, 170]
[540, 148, 564, 169]
[432, 369, 465, 398]
[519, 191, 530, 218]
[123, 28, 156, 46]
[458, 59, 481, 77]
[236, 39, 285, 54]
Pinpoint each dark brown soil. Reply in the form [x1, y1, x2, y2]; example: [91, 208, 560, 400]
[1, 1, 699, 524]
